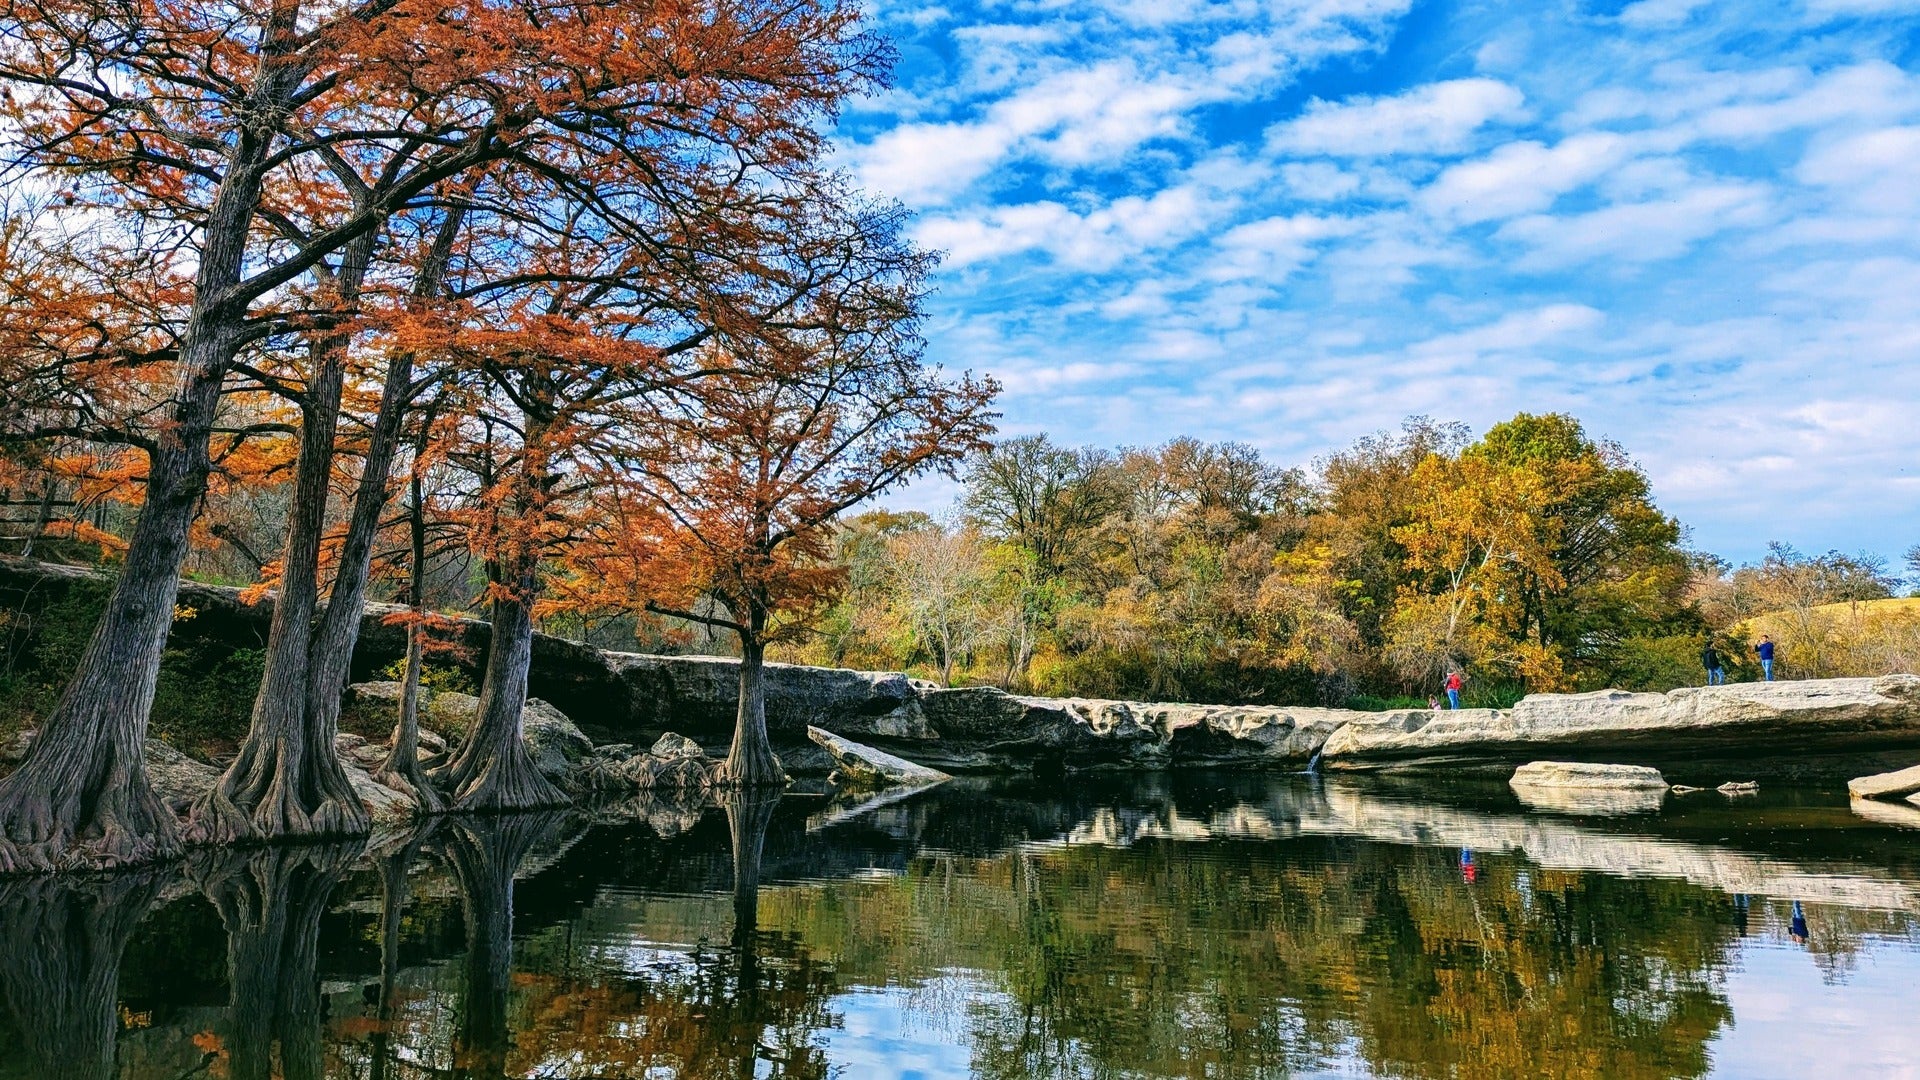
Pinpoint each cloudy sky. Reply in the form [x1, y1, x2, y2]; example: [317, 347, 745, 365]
[834, 0, 1920, 565]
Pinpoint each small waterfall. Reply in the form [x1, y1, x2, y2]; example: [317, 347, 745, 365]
[1306, 747, 1323, 775]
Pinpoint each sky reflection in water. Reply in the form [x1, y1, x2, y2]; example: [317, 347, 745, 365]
[2, 775, 1918, 1079]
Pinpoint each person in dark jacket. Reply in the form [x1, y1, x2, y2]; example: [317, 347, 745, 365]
[1701, 641, 1724, 685]
[1755, 635, 1776, 681]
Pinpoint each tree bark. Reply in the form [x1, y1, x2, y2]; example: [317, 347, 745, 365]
[0, 871, 166, 1080]
[373, 411, 445, 812]
[191, 308, 372, 844]
[315, 206, 466, 801]
[436, 555, 568, 811]
[0, 11, 307, 870]
[197, 842, 356, 1080]
[716, 609, 787, 787]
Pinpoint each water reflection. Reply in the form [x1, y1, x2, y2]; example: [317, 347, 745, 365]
[0, 777, 1915, 1078]
[0, 872, 162, 1080]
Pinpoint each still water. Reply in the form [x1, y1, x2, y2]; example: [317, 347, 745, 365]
[3, 774, 1919, 1079]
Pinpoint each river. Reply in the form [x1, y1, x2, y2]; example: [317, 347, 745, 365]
[3, 774, 1918, 1078]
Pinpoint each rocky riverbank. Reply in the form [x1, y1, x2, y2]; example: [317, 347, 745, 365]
[8, 558, 1920, 786]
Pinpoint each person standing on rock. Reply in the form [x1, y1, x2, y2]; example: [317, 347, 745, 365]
[1444, 669, 1467, 710]
[1701, 640, 1725, 685]
[1755, 635, 1776, 681]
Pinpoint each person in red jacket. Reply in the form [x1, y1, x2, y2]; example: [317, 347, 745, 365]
[1444, 669, 1467, 709]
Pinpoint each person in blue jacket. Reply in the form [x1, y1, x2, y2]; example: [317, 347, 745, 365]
[1755, 635, 1775, 681]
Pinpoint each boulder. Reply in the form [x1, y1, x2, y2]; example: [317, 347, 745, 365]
[426, 691, 481, 738]
[1321, 677, 1920, 772]
[339, 761, 416, 825]
[1509, 761, 1668, 816]
[650, 732, 706, 760]
[523, 698, 595, 785]
[1509, 761, 1669, 789]
[1848, 763, 1920, 802]
[578, 731, 717, 794]
[421, 691, 592, 785]
[145, 738, 224, 813]
[809, 726, 951, 790]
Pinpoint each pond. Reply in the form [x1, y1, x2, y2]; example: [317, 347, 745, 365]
[2, 774, 1918, 1079]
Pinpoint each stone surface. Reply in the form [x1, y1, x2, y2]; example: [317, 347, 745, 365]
[605, 652, 931, 742]
[1510, 761, 1670, 789]
[1321, 677, 1920, 772]
[1509, 761, 1668, 816]
[340, 761, 415, 825]
[1848, 762, 1920, 801]
[809, 726, 951, 789]
[523, 697, 595, 786]
[912, 686, 1343, 772]
[144, 738, 223, 813]
[650, 732, 706, 760]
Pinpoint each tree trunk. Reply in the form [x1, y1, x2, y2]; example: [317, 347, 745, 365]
[313, 206, 466, 794]
[436, 557, 568, 811]
[198, 843, 355, 1080]
[19, 479, 55, 559]
[444, 813, 565, 1077]
[373, 412, 444, 812]
[0, 872, 165, 1080]
[0, 7, 306, 872]
[716, 612, 787, 787]
[191, 319, 370, 844]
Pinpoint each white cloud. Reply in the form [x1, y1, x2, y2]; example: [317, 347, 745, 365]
[1617, 0, 1714, 27]
[1797, 126, 1920, 213]
[1495, 181, 1773, 268]
[1280, 161, 1361, 200]
[1268, 78, 1525, 157]
[1209, 214, 1361, 281]
[1419, 133, 1634, 222]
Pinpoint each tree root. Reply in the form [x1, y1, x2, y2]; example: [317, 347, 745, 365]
[0, 745, 182, 875]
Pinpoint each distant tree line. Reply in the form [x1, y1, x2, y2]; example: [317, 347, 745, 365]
[782, 414, 1915, 707]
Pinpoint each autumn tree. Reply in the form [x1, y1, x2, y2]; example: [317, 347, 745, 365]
[0, 0, 901, 864]
[602, 238, 998, 784]
[1388, 414, 1687, 694]
[964, 435, 1123, 584]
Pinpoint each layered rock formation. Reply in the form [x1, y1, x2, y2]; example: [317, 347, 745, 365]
[1847, 762, 1920, 802]
[1319, 677, 1920, 775]
[807, 726, 950, 790]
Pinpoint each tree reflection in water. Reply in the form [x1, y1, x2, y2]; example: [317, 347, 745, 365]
[0, 780, 1916, 1078]
[0, 871, 164, 1080]
[194, 842, 360, 1080]
[443, 811, 569, 1079]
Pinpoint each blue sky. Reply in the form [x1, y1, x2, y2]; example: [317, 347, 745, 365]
[834, 0, 1920, 565]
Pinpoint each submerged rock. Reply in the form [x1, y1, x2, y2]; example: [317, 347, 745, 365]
[809, 726, 951, 789]
[1848, 762, 1920, 802]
